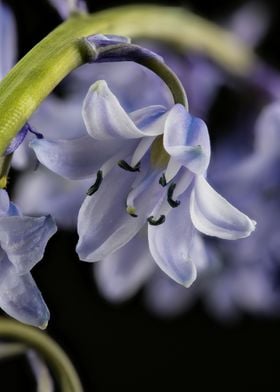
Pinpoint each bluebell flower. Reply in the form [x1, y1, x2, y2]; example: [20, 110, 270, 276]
[12, 60, 173, 230]
[0, 189, 57, 328]
[31, 80, 255, 287]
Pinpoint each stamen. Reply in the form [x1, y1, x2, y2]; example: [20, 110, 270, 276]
[147, 215, 166, 226]
[167, 183, 181, 208]
[159, 173, 167, 187]
[118, 160, 140, 172]
[87, 170, 103, 195]
[126, 206, 138, 218]
[27, 123, 43, 139]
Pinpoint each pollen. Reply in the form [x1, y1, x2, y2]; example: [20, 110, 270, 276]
[126, 205, 138, 217]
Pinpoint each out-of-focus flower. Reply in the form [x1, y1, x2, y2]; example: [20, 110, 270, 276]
[0, 189, 56, 328]
[27, 350, 54, 392]
[30, 78, 255, 287]
[203, 102, 280, 318]
[0, 1, 17, 80]
[48, 0, 87, 19]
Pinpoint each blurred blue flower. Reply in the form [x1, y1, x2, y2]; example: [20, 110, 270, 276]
[48, 0, 87, 19]
[203, 101, 280, 319]
[0, 1, 17, 80]
[0, 189, 56, 328]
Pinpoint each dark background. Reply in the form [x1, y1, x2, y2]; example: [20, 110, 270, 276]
[2, 0, 280, 390]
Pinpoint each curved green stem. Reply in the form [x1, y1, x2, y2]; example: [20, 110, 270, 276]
[0, 4, 256, 154]
[0, 317, 83, 392]
[83, 38, 188, 107]
[129, 48, 188, 108]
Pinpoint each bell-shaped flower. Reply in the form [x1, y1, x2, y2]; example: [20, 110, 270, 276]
[31, 80, 255, 288]
[0, 189, 57, 328]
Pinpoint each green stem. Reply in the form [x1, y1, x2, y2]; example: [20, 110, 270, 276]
[84, 38, 188, 107]
[0, 317, 83, 392]
[130, 49, 188, 108]
[0, 4, 255, 154]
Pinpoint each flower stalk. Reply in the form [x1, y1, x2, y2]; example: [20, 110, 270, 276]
[84, 34, 188, 107]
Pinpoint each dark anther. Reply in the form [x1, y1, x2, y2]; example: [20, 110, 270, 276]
[118, 160, 140, 172]
[27, 123, 43, 139]
[159, 173, 167, 187]
[129, 212, 138, 218]
[87, 170, 103, 195]
[167, 183, 181, 208]
[147, 215, 166, 226]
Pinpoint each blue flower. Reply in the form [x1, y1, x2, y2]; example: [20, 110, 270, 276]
[0, 189, 57, 328]
[31, 80, 255, 288]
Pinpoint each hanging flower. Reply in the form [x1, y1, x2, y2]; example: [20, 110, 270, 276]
[31, 79, 256, 288]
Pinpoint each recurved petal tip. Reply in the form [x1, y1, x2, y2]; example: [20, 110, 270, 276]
[191, 175, 257, 240]
[38, 320, 48, 330]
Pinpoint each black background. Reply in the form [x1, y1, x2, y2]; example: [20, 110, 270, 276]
[2, 0, 280, 390]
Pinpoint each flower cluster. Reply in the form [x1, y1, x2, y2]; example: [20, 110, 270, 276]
[7, 0, 280, 327]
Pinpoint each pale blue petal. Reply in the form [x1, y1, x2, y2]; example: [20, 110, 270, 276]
[164, 104, 210, 174]
[190, 175, 256, 239]
[254, 102, 280, 156]
[13, 94, 90, 171]
[30, 135, 126, 180]
[13, 167, 92, 230]
[7, 202, 21, 217]
[130, 105, 168, 135]
[126, 164, 164, 217]
[148, 189, 197, 287]
[0, 190, 9, 216]
[190, 233, 209, 272]
[82, 81, 165, 140]
[0, 3, 17, 79]
[76, 164, 144, 261]
[0, 215, 57, 274]
[95, 230, 154, 302]
[0, 254, 49, 328]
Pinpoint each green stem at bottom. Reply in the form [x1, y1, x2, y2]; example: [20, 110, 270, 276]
[0, 318, 83, 392]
